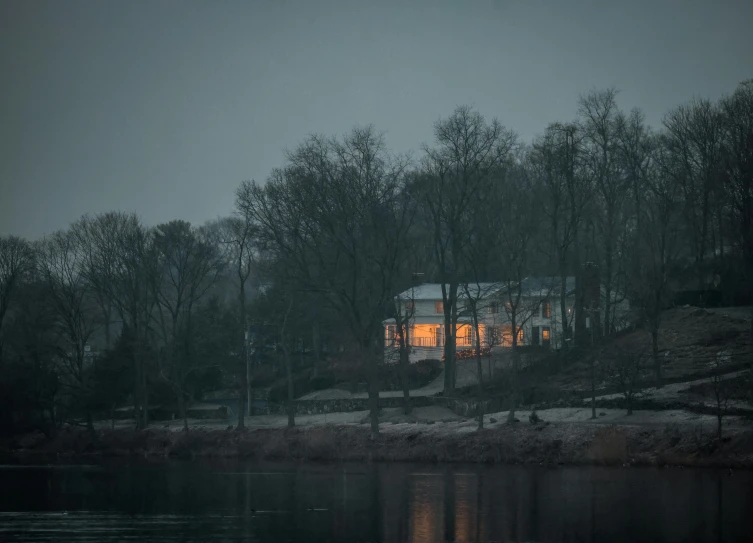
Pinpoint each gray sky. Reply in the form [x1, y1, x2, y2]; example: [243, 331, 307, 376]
[2, 0, 752, 240]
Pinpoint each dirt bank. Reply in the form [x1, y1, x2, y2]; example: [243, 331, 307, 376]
[5, 420, 753, 469]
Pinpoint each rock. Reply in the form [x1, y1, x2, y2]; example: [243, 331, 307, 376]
[489, 418, 497, 423]
[529, 411, 541, 424]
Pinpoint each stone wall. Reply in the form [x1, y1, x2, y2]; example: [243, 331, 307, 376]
[267, 395, 506, 418]
[265, 395, 438, 416]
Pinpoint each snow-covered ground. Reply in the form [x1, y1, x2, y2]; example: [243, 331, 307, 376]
[595, 369, 751, 411]
[99, 404, 748, 435]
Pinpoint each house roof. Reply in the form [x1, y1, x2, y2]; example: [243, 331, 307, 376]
[396, 277, 575, 302]
[397, 282, 505, 301]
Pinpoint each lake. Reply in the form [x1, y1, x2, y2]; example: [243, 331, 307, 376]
[0, 460, 751, 542]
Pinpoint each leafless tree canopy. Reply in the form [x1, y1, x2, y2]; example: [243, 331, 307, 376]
[1, 79, 751, 435]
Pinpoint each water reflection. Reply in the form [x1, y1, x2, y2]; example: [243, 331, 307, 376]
[0, 461, 752, 542]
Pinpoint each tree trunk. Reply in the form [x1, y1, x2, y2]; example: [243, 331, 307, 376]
[179, 391, 188, 432]
[717, 408, 723, 440]
[247, 357, 253, 418]
[604, 284, 612, 337]
[237, 382, 246, 430]
[284, 344, 295, 428]
[237, 279, 247, 430]
[141, 355, 149, 429]
[507, 313, 519, 423]
[312, 321, 321, 378]
[86, 410, 95, 438]
[398, 325, 412, 415]
[590, 354, 597, 419]
[559, 271, 569, 346]
[132, 342, 143, 430]
[367, 346, 380, 437]
[442, 282, 458, 393]
[651, 328, 662, 388]
[474, 317, 484, 430]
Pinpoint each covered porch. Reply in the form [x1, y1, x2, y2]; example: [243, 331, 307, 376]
[384, 322, 525, 363]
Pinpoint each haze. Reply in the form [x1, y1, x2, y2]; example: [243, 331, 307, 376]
[2, 0, 752, 240]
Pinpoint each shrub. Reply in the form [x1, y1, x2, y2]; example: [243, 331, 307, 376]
[408, 359, 442, 387]
[444, 348, 491, 361]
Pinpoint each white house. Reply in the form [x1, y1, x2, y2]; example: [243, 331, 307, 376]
[383, 275, 631, 363]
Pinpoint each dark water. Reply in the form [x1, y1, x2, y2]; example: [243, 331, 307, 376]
[0, 460, 751, 542]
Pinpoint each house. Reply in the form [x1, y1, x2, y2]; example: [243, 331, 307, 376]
[383, 272, 631, 363]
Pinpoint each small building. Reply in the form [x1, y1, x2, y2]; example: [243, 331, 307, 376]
[383, 274, 630, 363]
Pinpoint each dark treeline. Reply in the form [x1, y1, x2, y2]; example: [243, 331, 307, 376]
[1, 81, 751, 437]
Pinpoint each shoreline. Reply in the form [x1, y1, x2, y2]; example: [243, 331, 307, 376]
[4, 420, 753, 470]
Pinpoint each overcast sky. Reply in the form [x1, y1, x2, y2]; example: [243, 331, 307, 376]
[2, 0, 752, 239]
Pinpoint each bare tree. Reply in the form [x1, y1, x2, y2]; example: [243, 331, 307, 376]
[38, 229, 100, 433]
[0, 235, 36, 367]
[719, 80, 753, 339]
[421, 106, 517, 393]
[531, 123, 588, 347]
[150, 220, 223, 431]
[629, 139, 682, 387]
[663, 98, 725, 289]
[460, 282, 500, 430]
[579, 88, 630, 336]
[489, 164, 540, 423]
[709, 352, 734, 440]
[72, 212, 155, 429]
[607, 338, 646, 415]
[208, 216, 257, 429]
[386, 287, 417, 415]
[2, 275, 61, 436]
[279, 293, 296, 428]
[237, 126, 415, 437]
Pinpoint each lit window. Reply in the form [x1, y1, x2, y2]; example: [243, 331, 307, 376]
[542, 300, 552, 318]
[542, 327, 551, 341]
[385, 325, 396, 346]
[434, 301, 444, 313]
